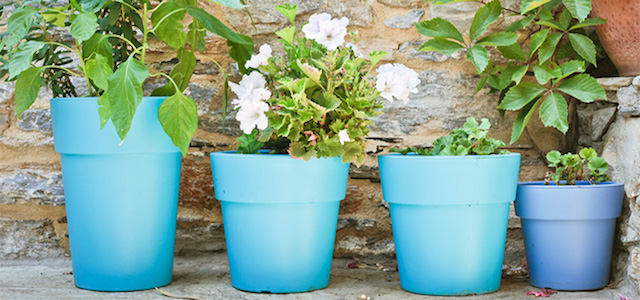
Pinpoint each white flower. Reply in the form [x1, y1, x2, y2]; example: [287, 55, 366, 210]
[236, 100, 269, 134]
[245, 44, 272, 69]
[338, 129, 351, 145]
[375, 63, 420, 103]
[229, 71, 271, 109]
[303, 13, 349, 50]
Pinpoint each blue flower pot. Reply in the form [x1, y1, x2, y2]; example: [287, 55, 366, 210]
[51, 97, 181, 291]
[210, 152, 349, 293]
[516, 181, 624, 290]
[378, 153, 521, 295]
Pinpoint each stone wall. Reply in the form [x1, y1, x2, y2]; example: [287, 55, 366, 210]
[2, 0, 636, 294]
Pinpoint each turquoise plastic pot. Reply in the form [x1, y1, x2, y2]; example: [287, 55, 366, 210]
[210, 152, 349, 293]
[51, 97, 181, 291]
[378, 153, 521, 295]
[516, 181, 624, 290]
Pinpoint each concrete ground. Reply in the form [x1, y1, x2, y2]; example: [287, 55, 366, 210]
[0, 253, 634, 300]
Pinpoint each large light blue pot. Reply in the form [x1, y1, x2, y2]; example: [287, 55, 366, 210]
[210, 152, 349, 293]
[378, 153, 521, 295]
[51, 97, 181, 291]
[516, 181, 624, 290]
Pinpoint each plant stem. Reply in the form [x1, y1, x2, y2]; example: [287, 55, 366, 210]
[111, 0, 141, 15]
[141, 2, 149, 63]
[43, 65, 82, 77]
[150, 72, 180, 93]
[75, 40, 94, 95]
[105, 34, 137, 49]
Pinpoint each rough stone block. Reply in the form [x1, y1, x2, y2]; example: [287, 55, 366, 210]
[0, 218, 64, 259]
[0, 167, 64, 206]
[384, 9, 424, 29]
[16, 109, 52, 134]
[175, 222, 226, 254]
[617, 85, 640, 117]
[377, 0, 420, 7]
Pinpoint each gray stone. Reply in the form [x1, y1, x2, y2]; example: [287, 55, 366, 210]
[174, 223, 226, 254]
[0, 168, 65, 206]
[591, 107, 617, 141]
[337, 217, 376, 231]
[335, 236, 395, 256]
[398, 41, 451, 62]
[598, 77, 634, 91]
[428, 2, 483, 31]
[184, 82, 217, 113]
[0, 113, 8, 134]
[384, 10, 424, 29]
[633, 76, 640, 87]
[617, 85, 640, 116]
[16, 109, 52, 134]
[377, 0, 420, 7]
[0, 82, 15, 105]
[0, 219, 64, 259]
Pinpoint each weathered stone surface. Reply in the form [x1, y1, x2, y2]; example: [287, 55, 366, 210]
[617, 85, 640, 116]
[16, 109, 52, 134]
[384, 10, 424, 29]
[340, 184, 366, 214]
[0, 219, 64, 259]
[629, 247, 640, 289]
[377, 0, 420, 7]
[0, 113, 8, 134]
[598, 77, 634, 91]
[337, 217, 376, 231]
[577, 103, 618, 146]
[179, 157, 217, 210]
[185, 82, 217, 113]
[0, 82, 15, 105]
[397, 41, 451, 62]
[0, 167, 64, 206]
[633, 75, 640, 87]
[174, 222, 226, 254]
[335, 236, 395, 257]
[428, 2, 483, 31]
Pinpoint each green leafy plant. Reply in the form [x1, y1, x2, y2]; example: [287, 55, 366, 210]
[417, 0, 607, 144]
[230, 4, 420, 165]
[390, 117, 508, 156]
[1, 0, 253, 155]
[545, 147, 610, 185]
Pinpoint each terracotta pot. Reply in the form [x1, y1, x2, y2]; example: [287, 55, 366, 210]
[591, 0, 640, 76]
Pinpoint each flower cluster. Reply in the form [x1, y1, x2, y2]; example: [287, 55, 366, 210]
[230, 5, 419, 165]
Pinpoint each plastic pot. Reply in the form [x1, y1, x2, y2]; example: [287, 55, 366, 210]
[378, 153, 521, 295]
[51, 97, 181, 291]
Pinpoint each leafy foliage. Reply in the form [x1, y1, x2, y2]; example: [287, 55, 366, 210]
[1, 0, 253, 156]
[418, 0, 607, 143]
[390, 117, 508, 156]
[545, 148, 611, 185]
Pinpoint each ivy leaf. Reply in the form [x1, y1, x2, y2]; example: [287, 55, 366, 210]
[497, 82, 547, 110]
[568, 33, 597, 66]
[557, 74, 606, 103]
[521, 0, 552, 14]
[469, 0, 502, 41]
[158, 92, 199, 156]
[558, 9, 572, 30]
[6, 6, 38, 48]
[152, 47, 196, 96]
[152, 0, 187, 49]
[85, 54, 113, 90]
[416, 18, 465, 44]
[529, 29, 549, 58]
[274, 3, 298, 24]
[536, 20, 564, 30]
[540, 92, 569, 133]
[476, 32, 519, 46]
[467, 46, 489, 73]
[538, 32, 563, 63]
[498, 43, 527, 61]
[569, 18, 606, 31]
[71, 12, 98, 43]
[8, 41, 44, 79]
[14, 67, 42, 118]
[83, 34, 114, 67]
[558, 60, 586, 79]
[419, 38, 465, 55]
[533, 64, 558, 84]
[562, 0, 591, 21]
[506, 14, 535, 32]
[98, 93, 111, 129]
[510, 98, 540, 144]
[107, 56, 149, 141]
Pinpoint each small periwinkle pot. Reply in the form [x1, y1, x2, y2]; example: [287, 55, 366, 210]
[516, 181, 625, 290]
[378, 153, 521, 295]
[51, 97, 181, 291]
[210, 151, 349, 293]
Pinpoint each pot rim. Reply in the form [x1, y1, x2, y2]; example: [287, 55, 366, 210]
[50, 96, 167, 102]
[378, 152, 520, 160]
[518, 181, 624, 189]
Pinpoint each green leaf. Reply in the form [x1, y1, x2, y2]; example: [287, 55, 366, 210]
[476, 75, 489, 93]
[158, 92, 199, 156]
[98, 93, 111, 129]
[558, 60, 586, 78]
[85, 54, 113, 90]
[569, 18, 606, 31]
[8, 41, 44, 79]
[521, 0, 552, 14]
[535, 20, 563, 30]
[238, 131, 264, 154]
[71, 12, 98, 43]
[568, 33, 597, 65]
[557, 74, 606, 103]
[152, 48, 196, 96]
[42, 9, 67, 27]
[533, 64, 558, 84]
[510, 98, 539, 144]
[507, 65, 528, 85]
[469, 0, 501, 41]
[588, 157, 608, 173]
[81, 0, 107, 13]
[182, 6, 252, 46]
[498, 82, 547, 110]
[558, 8, 572, 30]
[209, 0, 245, 8]
[228, 34, 254, 74]
[107, 56, 149, 141]
[579, 147, 597, 160]
[547, 150, 561, 163]
[506, 14, 535, 32]
[540, 92, 568, 133]
[418, 38, 465, 55]
[562, 0, 591, 21]
[538, 32, 563, 63]
[368, 51, 388, 68]
[416, 18, 465, 44]
[467, 46, 489, 73]
[14, 67, 42, 118]
[274, 3, 298, 24]
[529, 29, 549, 58]
[276, 26, 296, 44]
[188, 20, 207, 53]
[6, 6, 38, 48]
[152, 0, 187, 50]
[476, 32, 519, 46]
[498, 43, 527, 61]
[83, 34, 114, 67]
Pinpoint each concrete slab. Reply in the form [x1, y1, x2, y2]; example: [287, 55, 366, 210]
[0, 253, 632, 300]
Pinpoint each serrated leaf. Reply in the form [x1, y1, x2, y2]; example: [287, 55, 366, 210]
[533, 64, 558, 84]
[498, 82, 547, 110]
[368, 51, 388, 67]
[107, 56, 149, 141]
[467, 46, 489, 73]
[538, 32, 563, 63]
[579, 147, 597, 160]
[85, 54, 113, 90]
[152, 48, 196, 96]
[535, 20, 563, 30]
[558, 8, 572, 30]
[540, 92, 568, 133]
[498, 43, 527, 61]
[510, 98, 539, 144]
[276, 26, 296, 44]
[418, 38, 465, 55]
[476, 75, 489, 93]
[416, 18, 465, 44]
[98, 93, 111, 129]
[469, 0, 502, 41]
[274, 3, 297, 24]
[476, 32, 519, 46]
[71, 12, 98, 43]
[159, 92, 199, 156]
[568, 33, 597, 65]
[569, 18, 606, 31]
[152, 0, 187, 49]
[14, 67, 42, 118]
[529, 28, 549, 58]
[557, 74, 606, 103]
[6, 6, 38, 48]
[8, 41, 44, 79]
[559, 60, 585, 78]
[521, 0, 552, 14]
[562, 0, 591, 21]
[506, 14, 535, 32]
